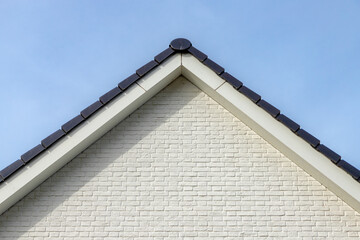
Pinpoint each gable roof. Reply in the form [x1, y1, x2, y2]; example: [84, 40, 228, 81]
[0, 38, 360, 214]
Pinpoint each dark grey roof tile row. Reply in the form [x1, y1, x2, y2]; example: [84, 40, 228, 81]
[180, 38, 357, 182]
[0, 41, 177, 183]
[0, 38, 358, 185]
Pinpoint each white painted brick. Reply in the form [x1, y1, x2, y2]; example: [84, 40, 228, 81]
[0, 77, 360, 239]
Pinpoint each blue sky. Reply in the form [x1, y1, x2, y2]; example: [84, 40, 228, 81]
[0, 1, 359, 170]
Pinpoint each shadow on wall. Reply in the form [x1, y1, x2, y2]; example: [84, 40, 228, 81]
[0, 77, 198, 239]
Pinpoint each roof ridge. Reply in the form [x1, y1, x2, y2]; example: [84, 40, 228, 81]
[1, 38, 359, 184]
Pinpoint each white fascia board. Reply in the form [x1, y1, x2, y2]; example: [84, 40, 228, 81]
[182, 53, 360, 213]
[0, 54, 181, 216]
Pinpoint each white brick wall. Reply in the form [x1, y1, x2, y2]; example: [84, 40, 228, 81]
[0, 77, 359, 239]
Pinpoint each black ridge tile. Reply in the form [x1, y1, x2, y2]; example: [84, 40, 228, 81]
[337, 160, 360, 180]
[136, 60, 159, 77]
[257, 100, 280, 118]
[203, 58, 224, 75]
[0, 160, 24, 180]
[99, 87, 122, 104]
[220, 72, 242, 89]
[238, 86, 261, 103]
[296, 129, 320, 148]
[41, 129, 66, 148]
[21, 144, 45, 163]
[62, 115, 84, 133]
[188, 46, 207, 62]
[154, 47, 175, 64]
[317, 144, 341, 164]
[81, 101, 103, 119]
[118, 74, 140, 90]
[276, 114, 300, 132]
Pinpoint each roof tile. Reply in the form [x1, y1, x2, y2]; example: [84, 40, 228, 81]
[0, 160, 24, 180]
[170, 38, 192, 51]
[221, 72, 242, 89]
[21, 144, 45, 163]
[296, 129, 320, 148]
[188, 46, 207, 62]
[136, 60, 159, 77]
[99, 87, 122, 104]
[118, 73, 140, 90]
[317, 144, 341, 164]
[61, 115, 84, 133]
[41, 129, 66, 148]
[257, 100, 280, 118]
[203, 58, 224, 75]
[238, 86, 261, 103]
[81, 101, 103, 119]
[276, 114, 300, 132]
[154, 47, 175, 63]
[337, 160, 360, 180]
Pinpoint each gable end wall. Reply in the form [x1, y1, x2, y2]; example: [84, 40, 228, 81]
[0, 77, 359, 239]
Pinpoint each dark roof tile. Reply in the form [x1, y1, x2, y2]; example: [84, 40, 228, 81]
[21, 144, 45, 163]
[221, 72, 242, 89]
[99, 87, 122, 104]
[154, 47, 175, 63]
[0, 160, 24, 180]
[296, 129, 320, 148]
[61, 115, 84, 133]
[81, 101, 103, 119]
[337, 160, 360, 180]
[188, 46, 207, 62]
[118, 73, 140, 90]
[136, 60, 159, 77]
[257, 100, 280, 118]
[203, 58, 224, 75]
[238, 86, 261, 103]
[276, 114, 300, 132]
[170, 38, 192, 51]
[317, 144, 341, 164]
[41, 129, 66, 148]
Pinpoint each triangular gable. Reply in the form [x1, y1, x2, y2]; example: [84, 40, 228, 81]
[0, 38, 359, 215]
